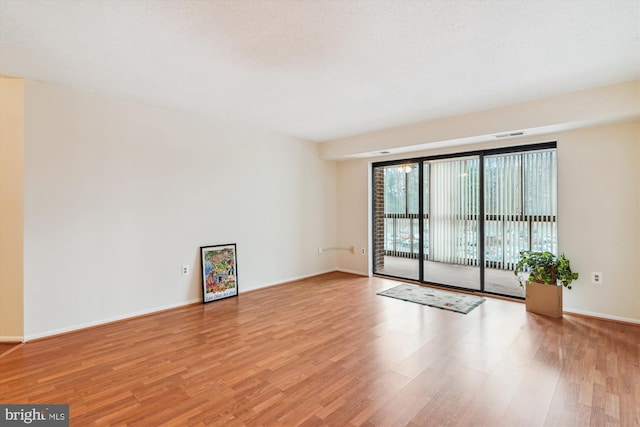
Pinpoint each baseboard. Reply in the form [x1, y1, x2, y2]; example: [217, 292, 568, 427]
[256, 269, 337, 289]
[335, 268, 369, 277]
[0, 336, 24, 343]
[563, 308, 640, 325]
[24, 298, 201, 342]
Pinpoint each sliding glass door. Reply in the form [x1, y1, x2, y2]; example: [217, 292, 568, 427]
[423, 157, 480, 290]
[483, 149, 557, 297]
[372, 143, 557, 299]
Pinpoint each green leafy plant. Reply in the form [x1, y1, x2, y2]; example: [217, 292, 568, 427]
[514, 251, 579, 289]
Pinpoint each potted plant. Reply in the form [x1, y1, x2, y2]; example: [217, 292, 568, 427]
[514, 251, 579, 318]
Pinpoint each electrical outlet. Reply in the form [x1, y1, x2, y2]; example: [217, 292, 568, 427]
[591, 272, 602, 284]
[361, 248, 366, 255]
[182, 265, 189, 276]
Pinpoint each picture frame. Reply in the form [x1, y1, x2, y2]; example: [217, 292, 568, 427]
[200, 243, 238, 303]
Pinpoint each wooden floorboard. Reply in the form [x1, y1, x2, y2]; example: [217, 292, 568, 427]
[0, 342, 20, 357]
[1, 272, 639, 426]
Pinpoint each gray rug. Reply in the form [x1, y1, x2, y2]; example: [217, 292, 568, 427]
[377, 283, 486, 314]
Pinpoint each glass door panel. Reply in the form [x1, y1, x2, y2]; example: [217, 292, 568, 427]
[373, 163, 420, 281]
[423, 157, 480, 290]
[483, 150, 557, 297]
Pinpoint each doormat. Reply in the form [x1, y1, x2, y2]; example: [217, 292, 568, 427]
[377, 283, 486, 314]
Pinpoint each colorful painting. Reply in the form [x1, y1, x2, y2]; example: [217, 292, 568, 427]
[200, 243, 238, 303]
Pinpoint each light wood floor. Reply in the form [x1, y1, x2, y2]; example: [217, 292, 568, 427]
[0, 342, 19, 355]
[1, 272, 639, 426]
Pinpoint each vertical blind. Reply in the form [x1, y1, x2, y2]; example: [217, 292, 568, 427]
[428, 157, 479, 266]
[484, 149, 557, 269]
[524, 150, 557, 254]
[484, 153, 525, 269]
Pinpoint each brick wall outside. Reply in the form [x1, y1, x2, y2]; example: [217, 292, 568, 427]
[373, 168, 385, 270]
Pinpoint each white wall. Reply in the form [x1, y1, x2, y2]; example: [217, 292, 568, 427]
[335, 120, 640, 322]
[558, 120, 639, 321]
[12, 77, 640, 339]
[23, 80, 337, 340]
[336, 157, 370, 275]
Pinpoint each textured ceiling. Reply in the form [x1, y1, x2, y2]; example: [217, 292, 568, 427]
[1, 0, 639, 142]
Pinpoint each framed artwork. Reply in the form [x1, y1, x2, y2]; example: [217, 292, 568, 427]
[200, 243, 238, 303]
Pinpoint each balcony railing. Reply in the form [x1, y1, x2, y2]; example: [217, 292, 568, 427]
[383, 213, 557, 269]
